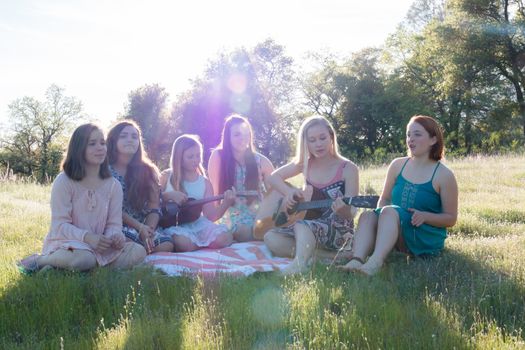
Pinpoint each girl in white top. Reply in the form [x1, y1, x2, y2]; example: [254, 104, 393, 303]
[160, 135, 235, 251]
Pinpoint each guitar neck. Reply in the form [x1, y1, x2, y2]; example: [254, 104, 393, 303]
[181, 190, 259, 208]
[294, 195, 379, 212]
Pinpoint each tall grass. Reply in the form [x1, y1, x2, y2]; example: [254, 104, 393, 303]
[1, 155, 524, 349]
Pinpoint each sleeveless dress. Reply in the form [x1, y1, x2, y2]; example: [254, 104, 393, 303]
[219, 154, 266, 231]
[375, 158, 446, 256]
[162, 173, 231, 247]
[110, 166, 172, 248]
[274, 161, 355, 250]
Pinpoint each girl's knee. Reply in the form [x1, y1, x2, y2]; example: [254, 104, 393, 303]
[379, 207, 400, 221]
[264, 230, 282, 247]
[127, 243, 147, 266]
[209, 233, 233, 249]
[154, 241, 174, 252]
[293, 223, 312, 237]
[359, 210, 377, 223]
[70, 251, 97, 271]
[173, 236, 197, 252]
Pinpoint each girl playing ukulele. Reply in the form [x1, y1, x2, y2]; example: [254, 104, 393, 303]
[160, 135, 235, 252]
[208, 114, 274, 241]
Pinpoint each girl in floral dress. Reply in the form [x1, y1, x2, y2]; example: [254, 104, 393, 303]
[207, 114, 274, 241]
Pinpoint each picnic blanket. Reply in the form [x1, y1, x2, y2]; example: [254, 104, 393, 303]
[144, 241, 292, 277]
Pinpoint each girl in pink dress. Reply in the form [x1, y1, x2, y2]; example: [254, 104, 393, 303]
[17, 123, 147, 273]
[160, 135, 235, 252]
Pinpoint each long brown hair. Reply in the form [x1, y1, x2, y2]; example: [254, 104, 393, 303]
[408, 115, 445, 161]
[215, 114, 259, 194]
[169, 134, 206, 192]
[107, 120, 160, 212]
[62, 123, 110, 181]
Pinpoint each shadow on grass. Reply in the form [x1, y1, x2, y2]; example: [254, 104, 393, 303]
[0, 265, 193, 349]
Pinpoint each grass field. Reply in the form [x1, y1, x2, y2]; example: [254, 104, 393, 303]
[1, 155, 524, 349]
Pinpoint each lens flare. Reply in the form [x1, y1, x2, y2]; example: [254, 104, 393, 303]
[227, 73, 247, 94]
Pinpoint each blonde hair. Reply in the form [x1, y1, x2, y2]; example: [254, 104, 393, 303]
[294, 115, 344, 179]
[169, 134, 206, 192]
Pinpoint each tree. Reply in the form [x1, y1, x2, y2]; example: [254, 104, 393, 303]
[171, 39, 298, 166]
[2, 85, 83, 182]
[123, 84, 173, 167]
[447, 0, 525, 139]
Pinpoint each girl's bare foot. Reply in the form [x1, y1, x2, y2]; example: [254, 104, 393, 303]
[337, 256, 364, 272]
[356, 256, 383, 276]
[280, 259, 309, 275]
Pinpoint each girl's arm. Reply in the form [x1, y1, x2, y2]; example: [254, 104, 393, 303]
[409, 166, 458, 228]
[48, 173, 90, 242]
[207, 149, 221, 196]
[332, 161, 359, 220]
[257, 153, 275, 191]
[378, 157, 406, 208]
[159, 169, 187, 204]
[104, 180, 125, 241]
[143, 181, 161, 229]
[202, 179, 234, 222]
[267, 162, 302, 196]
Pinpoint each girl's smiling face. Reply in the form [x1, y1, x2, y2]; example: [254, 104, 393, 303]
[84, 129, 107, 166]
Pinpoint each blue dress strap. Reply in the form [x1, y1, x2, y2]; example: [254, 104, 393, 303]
[399, 158, 410, 176]
[430, 162, 441, 181]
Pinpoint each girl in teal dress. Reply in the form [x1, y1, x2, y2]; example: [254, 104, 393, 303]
[340, 115, 458, 276]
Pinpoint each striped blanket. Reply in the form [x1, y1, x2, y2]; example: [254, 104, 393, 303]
[144, 241, 292, 277]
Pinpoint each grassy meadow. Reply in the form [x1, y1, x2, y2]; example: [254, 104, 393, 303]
[1, 154, 524, 349]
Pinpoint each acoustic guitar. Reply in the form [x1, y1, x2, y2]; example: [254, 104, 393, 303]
[158, 190, 260, 228]
[253, 189, 379, 239]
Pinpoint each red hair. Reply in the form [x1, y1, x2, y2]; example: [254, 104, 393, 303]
[409, 115, 445, 161]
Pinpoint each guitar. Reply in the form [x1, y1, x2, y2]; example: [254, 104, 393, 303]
[253, 189, 379, 239]
[158, 190, 260, 228]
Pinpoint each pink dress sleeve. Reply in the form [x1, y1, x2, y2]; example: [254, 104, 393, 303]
[48, 173, 89, 242]
[104, 179, 124, 239]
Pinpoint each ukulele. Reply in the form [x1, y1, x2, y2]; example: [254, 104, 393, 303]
[158, 190, 260, 228]
[253, 188, 379, 239]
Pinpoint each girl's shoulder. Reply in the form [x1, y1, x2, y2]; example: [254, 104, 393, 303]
[341, 159, 358, 177]
[435, 161, 455, 182]
[388, 157, 409, 170]
[52, 172, 73, 189]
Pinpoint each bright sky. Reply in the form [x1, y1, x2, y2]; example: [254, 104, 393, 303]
[0, 0, 414, 128]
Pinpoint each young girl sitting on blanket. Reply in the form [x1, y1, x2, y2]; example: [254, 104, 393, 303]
[339, 115, 458, 275]
[17, 123, 146, 273]
[107, 120, 173, 253]
[264, 115, 359, 275]
[160, 134, 236, 252]
[207, 114, 274, 241]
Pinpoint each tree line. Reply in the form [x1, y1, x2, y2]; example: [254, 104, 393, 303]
[1, 0, 524, 183]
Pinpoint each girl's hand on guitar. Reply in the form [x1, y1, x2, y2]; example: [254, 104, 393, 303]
[223, 187, 237, 207]
[164, 190, 188, 205]
[331, 197, 347, 215]
[284, 188, 303, 209]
